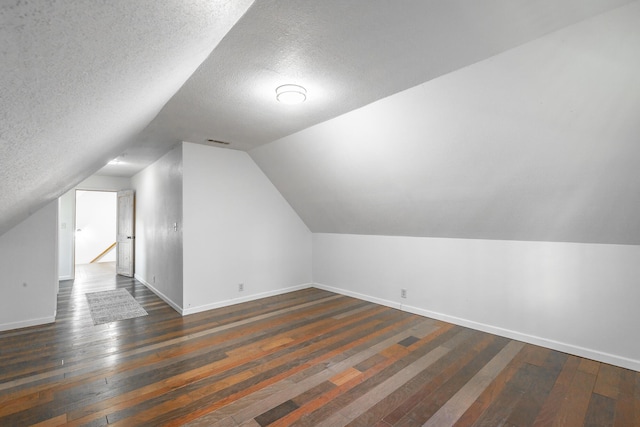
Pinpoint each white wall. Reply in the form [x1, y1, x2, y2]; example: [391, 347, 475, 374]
[58, 175, 131, 280]
[313, 233, 640, 371]
[78, 175, 132, 192]
[75, 191, 116, 264]
[0, 201, 58, 331]
[132, 145, 183, 310]
[182, 142, 312, 314]
[58, 191, 75, 279]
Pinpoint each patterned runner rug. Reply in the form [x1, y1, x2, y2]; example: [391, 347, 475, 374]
[86, 288, 148, 325]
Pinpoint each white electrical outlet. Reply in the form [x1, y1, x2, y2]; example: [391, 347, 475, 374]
[238, 283, 244, 292]
[401, 288, 407, 298]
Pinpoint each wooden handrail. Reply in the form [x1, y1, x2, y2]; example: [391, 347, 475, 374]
[90, 242, 117, 263]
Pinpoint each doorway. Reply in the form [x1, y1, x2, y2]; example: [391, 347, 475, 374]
[74, 190, 117, 280]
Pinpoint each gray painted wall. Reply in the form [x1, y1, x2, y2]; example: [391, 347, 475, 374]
[132, 145, 184, 309]
[0, 201, 58, 331]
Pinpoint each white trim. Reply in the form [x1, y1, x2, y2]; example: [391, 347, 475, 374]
[135, 274, 183, 314]
[313, 283, 402, 310]
[58, 275, 73, 281]
[0, 315, 56, 332]
[182, 283, 314, 316]
[400, 304, 640, 372]
[313, 282, 640, 372]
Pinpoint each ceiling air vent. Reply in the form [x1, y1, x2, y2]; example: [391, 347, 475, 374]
[207, 139, 230, 145]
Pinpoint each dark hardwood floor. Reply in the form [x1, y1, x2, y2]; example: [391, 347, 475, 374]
[0, 266, 638, 426]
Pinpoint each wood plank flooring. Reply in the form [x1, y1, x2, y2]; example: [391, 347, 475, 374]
[1, 269, 639, 426]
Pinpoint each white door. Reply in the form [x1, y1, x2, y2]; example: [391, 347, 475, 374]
[116, 190, 135, 277]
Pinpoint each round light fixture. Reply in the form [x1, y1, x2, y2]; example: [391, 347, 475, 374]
[276, 84, 307, 104]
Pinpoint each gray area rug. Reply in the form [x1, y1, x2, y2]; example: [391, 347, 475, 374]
[86, 288, 148, 325]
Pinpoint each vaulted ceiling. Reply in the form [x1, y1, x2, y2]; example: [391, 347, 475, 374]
[2, 0, 639, 244]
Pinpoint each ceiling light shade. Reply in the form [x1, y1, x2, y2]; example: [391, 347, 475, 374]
[276, 84, 307, 104]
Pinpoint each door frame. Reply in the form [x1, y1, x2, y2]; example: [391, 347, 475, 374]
[72, 189, 118, 277]
[116, 190, 135, 277]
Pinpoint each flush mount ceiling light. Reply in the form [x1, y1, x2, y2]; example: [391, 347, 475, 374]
[276, 84, 307, 104]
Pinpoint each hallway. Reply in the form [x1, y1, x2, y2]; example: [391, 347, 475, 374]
[74, 262, 116, 283]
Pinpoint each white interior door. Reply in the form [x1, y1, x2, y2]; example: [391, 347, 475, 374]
[116, 190, 135, 277]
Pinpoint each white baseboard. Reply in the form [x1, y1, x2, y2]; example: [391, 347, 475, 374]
[182, 283, 314, 316]
[313, 282, 640, 372]
[58, 275, 73, 281]
[134, 274, 183, 314]
[0, 315, 56, 332]
[313, 283, 402, 311]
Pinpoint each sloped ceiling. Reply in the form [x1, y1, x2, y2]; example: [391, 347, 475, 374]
[2, 0, 639, 245]
[251, 1, 640, 244]
[0, 0, 254, 236]
[102, 0, 635, 176]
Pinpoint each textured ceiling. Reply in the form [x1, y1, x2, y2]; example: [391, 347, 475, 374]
[99, 0, 634, 176]
[2, 0, 639, 244]
[0, 0, 253, 236]
[251, 1, 640, 244]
